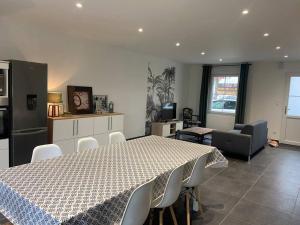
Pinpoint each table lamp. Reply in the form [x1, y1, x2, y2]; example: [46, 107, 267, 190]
[48, 92, 63, 117]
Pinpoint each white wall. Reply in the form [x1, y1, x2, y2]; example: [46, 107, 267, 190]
[245, 61, 300, 140]
[183, 64, 202, 114]
[0, 19, 187, 139]
[184, 62, 300, 139]
[207, 66, 240, 130]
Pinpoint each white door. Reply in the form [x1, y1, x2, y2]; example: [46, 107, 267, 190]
[282, 75, 300, 146]
[53, 119, 75, 142]
[76, 118, 94, 138]
[111, 115, 124, 132]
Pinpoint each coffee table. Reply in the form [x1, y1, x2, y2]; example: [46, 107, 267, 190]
[176, 127, 214, 144]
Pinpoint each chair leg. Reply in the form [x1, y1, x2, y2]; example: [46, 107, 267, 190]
[194, 187, 204, 215]
[149, 209, 153, 225]
[186, 192, 191, 225]
[159, 209, 164, 225]
[169, 206, 178, 225]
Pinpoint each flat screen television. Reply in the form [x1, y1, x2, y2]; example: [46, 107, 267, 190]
[161, 102, 177, 121]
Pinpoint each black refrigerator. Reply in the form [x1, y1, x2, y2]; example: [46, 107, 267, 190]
[9, 60, 48, 167]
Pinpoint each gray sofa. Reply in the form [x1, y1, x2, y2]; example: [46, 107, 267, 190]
[211, 120, 268, 160]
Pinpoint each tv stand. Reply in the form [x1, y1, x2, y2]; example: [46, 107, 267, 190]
[151, 121, 183, 137]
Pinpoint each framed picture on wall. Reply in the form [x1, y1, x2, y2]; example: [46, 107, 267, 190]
[67, 86, 93, 114]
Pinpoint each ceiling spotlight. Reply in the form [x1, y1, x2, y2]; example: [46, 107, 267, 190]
[176, 42, 181, 47]
[201, 52, 206, 55]
[284, 55, 289, 58]
[138, 28, 143, 33]
[242, 9, 249, 15]
[219, 58, 223, 62]
[275, 46, 281, 50]
[76, 2, 83, 8]
[263, 33, 270, 37]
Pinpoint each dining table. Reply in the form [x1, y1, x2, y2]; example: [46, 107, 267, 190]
[0, 135, 227, 225]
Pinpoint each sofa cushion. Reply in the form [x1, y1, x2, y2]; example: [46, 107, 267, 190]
[229, 129, 241, 134]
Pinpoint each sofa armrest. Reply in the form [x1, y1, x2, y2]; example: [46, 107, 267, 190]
[212, 130, 252, 158]
[234, 124, 246, 130]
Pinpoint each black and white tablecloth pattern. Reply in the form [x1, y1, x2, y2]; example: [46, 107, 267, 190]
[0, 135, 227, 225]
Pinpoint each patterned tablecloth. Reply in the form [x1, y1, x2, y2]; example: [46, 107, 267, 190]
[0, 135, 227, 225]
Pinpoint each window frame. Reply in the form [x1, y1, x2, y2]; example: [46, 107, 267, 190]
[208, 74, 239, 115]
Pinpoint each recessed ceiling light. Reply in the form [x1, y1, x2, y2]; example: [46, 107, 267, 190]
[176, 42, 181, 47]
[76, 2, 83, 8]
[242, 9, 249, 15]
[284, 55, 289, 58]
[275, 46, 281, 50]
[138, 28, 143, 33]
[263, 33, 270, 37]
[201, 52, 206, 55]
[219, 58, 223, 62]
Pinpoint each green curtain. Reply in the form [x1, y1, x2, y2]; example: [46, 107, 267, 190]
[235, 63, 250, 124]
[199, 65, 212, 127]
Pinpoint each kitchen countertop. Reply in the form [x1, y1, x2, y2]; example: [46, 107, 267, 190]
[48, 112, 124, 120]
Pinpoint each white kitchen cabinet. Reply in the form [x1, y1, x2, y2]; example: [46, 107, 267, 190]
[76, 118, 94, 138]
[49, 113, 124, 153]
[52, 119, 75, 142]
[0, 139, 9, 169]
[94, 116, 109, 134]
[111, 115, 124, 132]
[54, 139, 75, 155]
[94, 134, 109, 145]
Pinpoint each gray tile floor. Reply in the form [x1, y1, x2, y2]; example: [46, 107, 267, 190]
[1, 145, 300, 225]
[193, 145, 300, 225]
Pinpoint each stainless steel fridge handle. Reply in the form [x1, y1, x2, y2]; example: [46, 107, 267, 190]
[13, 128, 47, 136]
[76, 120, 79, 135]
[110, 117, 112, 130]
[108, 117, 110, 130]
[73, 120, 75, 136]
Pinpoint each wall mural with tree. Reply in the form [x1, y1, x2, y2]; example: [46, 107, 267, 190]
[145, 63, 176, 135]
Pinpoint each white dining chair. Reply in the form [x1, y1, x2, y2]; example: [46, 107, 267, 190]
[109, 131, 126, 144]
[77, 137, 99, 152]
[183, 153, 210, 225]
[119, 177, 156, 225]
[150, 164, 185, 225]
[31, 144, 63, 162]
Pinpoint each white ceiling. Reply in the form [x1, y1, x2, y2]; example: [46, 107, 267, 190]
[1, 0, 300, 63]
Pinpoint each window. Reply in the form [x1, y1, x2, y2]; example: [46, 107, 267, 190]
[210, 76, 239, 114]
[287, 76, 300, 117]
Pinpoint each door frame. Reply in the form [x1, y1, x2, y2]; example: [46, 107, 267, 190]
[280, 72, 300, 146]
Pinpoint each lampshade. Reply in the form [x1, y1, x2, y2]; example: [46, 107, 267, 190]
[48, 92, 62, 103]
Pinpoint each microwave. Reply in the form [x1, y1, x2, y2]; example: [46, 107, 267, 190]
[0, 63, 9, 106]
[0, 73, 5, 96]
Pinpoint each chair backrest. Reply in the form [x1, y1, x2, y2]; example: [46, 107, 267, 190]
[31, 144, 63, 162]
[77, 137, 99, 152]
[183, 153, 209, 188]
[153, 164, 185, 208]
[109, 132, 126, 144]
[183, 108, 193, 120]
[120, 177, 156, 225]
